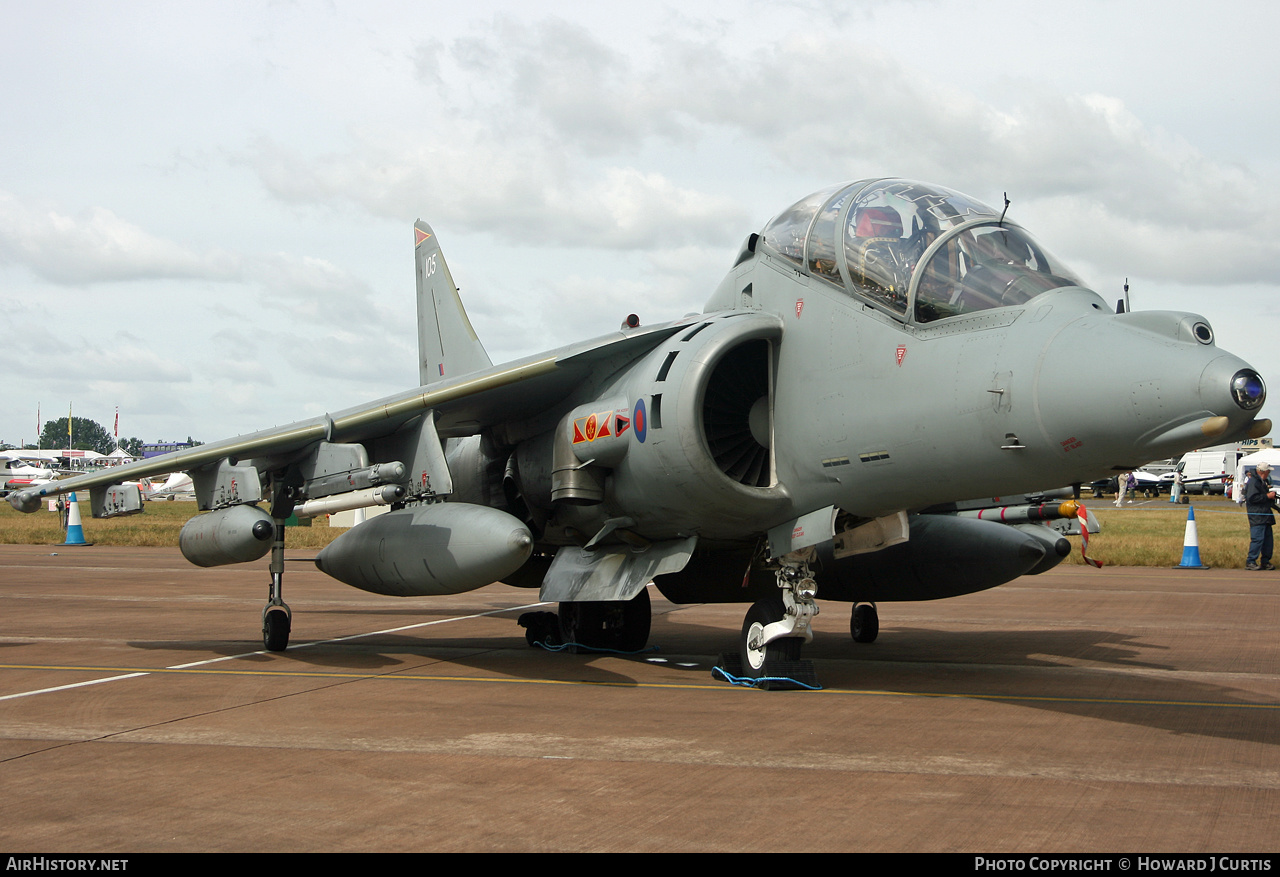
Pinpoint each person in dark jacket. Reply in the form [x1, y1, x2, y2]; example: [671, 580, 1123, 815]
[1244, 461, 1277, 570]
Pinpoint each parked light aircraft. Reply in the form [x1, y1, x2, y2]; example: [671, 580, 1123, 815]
[143, 471, 195, 501]
[0, 453, 58, 495]
[9, 179, 1270, 687]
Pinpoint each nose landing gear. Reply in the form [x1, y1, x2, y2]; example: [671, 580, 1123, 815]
[736, 554, 818, 690]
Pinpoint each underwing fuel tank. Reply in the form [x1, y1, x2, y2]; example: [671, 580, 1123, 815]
[653, 514, 1050, 604]
[818, 515, 1050, 603]
[314, 502, 533, 597]
[179, 504, 275, 568]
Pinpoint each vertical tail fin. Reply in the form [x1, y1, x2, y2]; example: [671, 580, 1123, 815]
[414, 221, 491, 386]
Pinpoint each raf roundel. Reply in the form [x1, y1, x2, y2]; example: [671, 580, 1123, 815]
[633, 398, 647, 443]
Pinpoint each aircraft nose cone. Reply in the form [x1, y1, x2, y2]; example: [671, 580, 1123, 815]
[1197, 356, 1266, 415]
[1031, 308, 1269, 469]
[1230, 368, 1265, 411]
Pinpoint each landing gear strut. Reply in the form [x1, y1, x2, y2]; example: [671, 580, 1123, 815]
[557, 588, 651, 653]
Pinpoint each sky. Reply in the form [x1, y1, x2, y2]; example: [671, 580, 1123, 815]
[2, 0, 1278, 448]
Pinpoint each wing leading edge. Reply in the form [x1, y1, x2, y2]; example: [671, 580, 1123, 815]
[7, 318, 693, 512]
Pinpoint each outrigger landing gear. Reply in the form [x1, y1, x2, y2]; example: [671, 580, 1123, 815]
[262, 517, 291, 651]
[738, 552, 819, 690]
[850, 602, 879, 643]
[263, 602, 291, 651]
[261, 479, 297, 652]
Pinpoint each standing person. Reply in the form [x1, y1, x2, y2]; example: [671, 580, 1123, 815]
[1170, 469, 1184, 504]
[1244, 462, 1277, 570]
[1114, 471, 1134, 507]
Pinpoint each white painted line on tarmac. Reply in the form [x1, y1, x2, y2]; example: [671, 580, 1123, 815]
[0, 672, 149, 702]
[0, 600, 552, 700]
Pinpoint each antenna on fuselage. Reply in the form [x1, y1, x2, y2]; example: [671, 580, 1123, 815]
[998, 192, 1010, 227]
[1116, 278, 1131, 314]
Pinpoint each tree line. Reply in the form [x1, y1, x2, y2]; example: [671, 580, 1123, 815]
[0, 418, 201, 457]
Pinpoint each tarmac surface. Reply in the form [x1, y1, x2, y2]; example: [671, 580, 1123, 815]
[0, 543, 1276, 853]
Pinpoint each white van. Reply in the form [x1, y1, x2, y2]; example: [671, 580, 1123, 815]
[1175, 449, 1235, 495]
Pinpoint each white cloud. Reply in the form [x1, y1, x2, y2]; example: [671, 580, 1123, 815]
[0, 326, 185, 379]
[249, 252, 396, 328]
[1019, 195, 1280, 287]
[245, 133, 750, 250]
[0, 191, 241, 286]
[407, 22, 1280, 281]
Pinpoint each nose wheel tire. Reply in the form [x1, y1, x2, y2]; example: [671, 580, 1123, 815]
[851, 603, 879, 643]
[740, 598, 802, 688]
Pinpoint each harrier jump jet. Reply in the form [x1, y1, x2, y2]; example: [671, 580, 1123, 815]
[10, 179, 1269, 686]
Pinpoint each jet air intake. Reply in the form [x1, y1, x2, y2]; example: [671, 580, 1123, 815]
[702, 338, 772, 488]
[564, 313, 790, 540]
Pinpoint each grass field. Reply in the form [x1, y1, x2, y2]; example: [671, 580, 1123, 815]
[0, 499, 342, 550]
[0, 494, 1259, 568]
[1066, 496, 1253, 568]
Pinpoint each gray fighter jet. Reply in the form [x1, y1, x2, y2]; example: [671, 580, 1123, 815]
[10, 179, 1269, 687]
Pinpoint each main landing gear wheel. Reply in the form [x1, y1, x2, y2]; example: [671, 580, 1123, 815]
[263, 604, 291, 651]
[740, 597, 802, 689]
[517, 611, 561, 648]
[850, 603, 879, 643]
[557, 588, 652, 653]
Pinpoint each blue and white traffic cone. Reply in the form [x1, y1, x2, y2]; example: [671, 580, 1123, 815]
[1174, 505, 1207, 569]
[60, 492, 92, 547]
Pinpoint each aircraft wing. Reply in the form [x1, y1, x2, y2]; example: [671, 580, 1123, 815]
[7, 318, 695, 511]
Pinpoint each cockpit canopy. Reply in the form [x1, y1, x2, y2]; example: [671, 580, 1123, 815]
[759, 179, 1084, 323]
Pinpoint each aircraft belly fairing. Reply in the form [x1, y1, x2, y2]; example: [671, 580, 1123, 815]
[10, 178, 1269, 688]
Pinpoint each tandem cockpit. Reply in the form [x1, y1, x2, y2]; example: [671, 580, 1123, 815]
[755, 178, 1085, 323]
